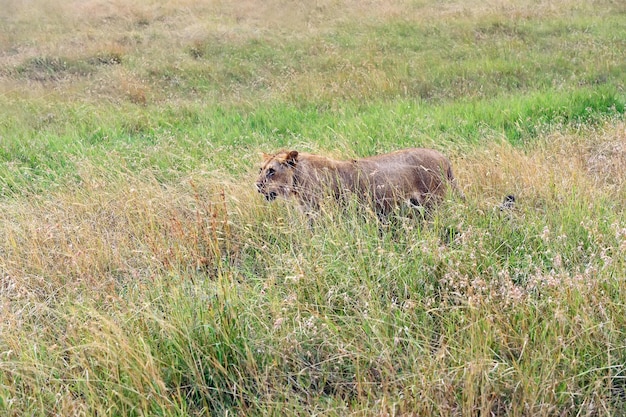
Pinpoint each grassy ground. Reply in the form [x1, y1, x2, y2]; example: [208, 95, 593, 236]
[1, 0, 625, 415]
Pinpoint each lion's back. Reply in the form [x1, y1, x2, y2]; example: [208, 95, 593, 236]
[355, 148, 455, 205]
[360, 148, 450, 168]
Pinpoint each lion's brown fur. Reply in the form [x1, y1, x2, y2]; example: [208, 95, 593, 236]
[256, 148, 462, 216]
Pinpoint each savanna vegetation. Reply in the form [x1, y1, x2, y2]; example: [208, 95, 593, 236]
[1, 0, 625, 415]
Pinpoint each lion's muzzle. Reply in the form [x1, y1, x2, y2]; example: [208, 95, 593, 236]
[256, 181, 277, 201]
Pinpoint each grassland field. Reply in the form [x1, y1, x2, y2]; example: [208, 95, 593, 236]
[1, 0, 626, 415]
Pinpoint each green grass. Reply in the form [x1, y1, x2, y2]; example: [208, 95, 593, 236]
[1, 0, 626, 415]
[1, 84, 623, 196]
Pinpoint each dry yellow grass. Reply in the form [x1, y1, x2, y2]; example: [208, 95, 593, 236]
[457, 122, 626, 207]
[2, 0, 621, 100]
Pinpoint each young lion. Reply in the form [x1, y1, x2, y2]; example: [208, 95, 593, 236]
[256, 148, 463, 217]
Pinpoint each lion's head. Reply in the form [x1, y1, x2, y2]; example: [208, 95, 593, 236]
[255, 150, 299, 201]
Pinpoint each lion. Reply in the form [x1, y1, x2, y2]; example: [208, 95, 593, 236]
[255, 148, 463, 218]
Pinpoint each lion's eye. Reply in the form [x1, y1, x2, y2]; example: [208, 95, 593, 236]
[266, 168, 275, 177]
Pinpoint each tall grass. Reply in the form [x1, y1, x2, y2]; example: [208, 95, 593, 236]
[1, 0, 625, 415]
[1, 123, 625, 415]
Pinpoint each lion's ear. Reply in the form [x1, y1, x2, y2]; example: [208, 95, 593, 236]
[261, 152, 272, 160]
[285, 150, 298, 167]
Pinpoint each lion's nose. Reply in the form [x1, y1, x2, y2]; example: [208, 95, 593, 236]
[255, 182, 263, 192]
